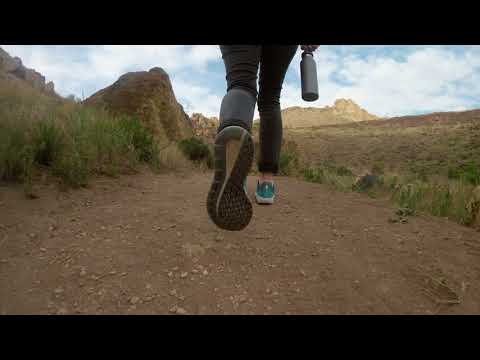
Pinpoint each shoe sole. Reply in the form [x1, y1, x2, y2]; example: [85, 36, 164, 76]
[255, 194, 275, 205]
[207, 126, 254, 231]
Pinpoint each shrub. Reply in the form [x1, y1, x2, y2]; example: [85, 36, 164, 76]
[178, 137, 213, 168]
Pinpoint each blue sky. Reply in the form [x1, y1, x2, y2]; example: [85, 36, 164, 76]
[2, 45, 479, 118]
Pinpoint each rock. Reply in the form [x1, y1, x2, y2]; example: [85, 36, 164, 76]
[279, 99, 379, 129]
[190, 113, 219, 140]
[182, 243, 205, 258]
[56, 308, 68, 315]
[0, 47, 56, 94]
[130, 296, 140, 305]
[45, 81, 55, 94]
[175, 307, 188, 315]
[83, 67, 194, 146]
[180, 272, 188, 278]
[354, 174, 380, 192]
[54, 287, 64, 295]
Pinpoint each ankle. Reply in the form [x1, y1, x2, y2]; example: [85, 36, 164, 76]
[260, 173, 274, 183]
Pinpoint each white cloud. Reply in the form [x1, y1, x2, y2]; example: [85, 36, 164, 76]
[282, 45, 480, 117]
[171, 79, 223, 118]
[1, 45, 479, 118]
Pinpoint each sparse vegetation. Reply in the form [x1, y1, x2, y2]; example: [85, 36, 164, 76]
[0, 81, 163, 189]
[278, 141, 302, 176]
[303, 164, 357, 192]
[301, 161, 478, 227]
[178, 137, 214, 169]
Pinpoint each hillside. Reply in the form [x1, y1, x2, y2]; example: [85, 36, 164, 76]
[285, 108, 480, 177]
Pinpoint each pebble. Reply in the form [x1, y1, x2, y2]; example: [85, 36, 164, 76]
[176, 307, 188, 315]
[180, 272, 188, 278]
[54, 287, 64, 295]
[40, 248, 47, 252]
[203, 269, 209, 276]
[130, 296, 140, 305]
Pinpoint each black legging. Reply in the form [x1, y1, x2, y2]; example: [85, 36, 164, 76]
[218, 45, 299, 174]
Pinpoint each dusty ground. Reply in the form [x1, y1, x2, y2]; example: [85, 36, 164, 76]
[1, 170, 480, 315]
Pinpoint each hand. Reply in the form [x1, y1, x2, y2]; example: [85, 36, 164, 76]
[301, 45, 320, 53]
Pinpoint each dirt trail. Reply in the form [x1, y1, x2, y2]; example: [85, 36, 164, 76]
[1, 170, 479, 315]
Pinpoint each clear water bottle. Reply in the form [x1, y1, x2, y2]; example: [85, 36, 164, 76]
[300, 51, 319, 102]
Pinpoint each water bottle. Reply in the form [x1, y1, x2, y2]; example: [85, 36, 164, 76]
[300, 51, 319, 102]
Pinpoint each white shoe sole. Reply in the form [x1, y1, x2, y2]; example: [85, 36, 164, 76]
[255, 194, 275, 205]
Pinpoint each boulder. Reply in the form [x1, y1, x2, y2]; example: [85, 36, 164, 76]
[83, 67, 194, 145]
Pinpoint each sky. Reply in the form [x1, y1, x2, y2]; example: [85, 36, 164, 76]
[2, 45, 479, 119]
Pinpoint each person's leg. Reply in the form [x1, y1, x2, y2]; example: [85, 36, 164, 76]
[206, 45, 260, 231]
[257, 45, 299, 179]
[217, 45, 261, 133]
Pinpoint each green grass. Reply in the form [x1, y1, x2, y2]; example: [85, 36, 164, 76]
[301, 159, 479, 227]
[303, 164, 357, 192]
[0, 82, 162, 189]
[177, 137, 213, 169]
[447, 161, 480, 186]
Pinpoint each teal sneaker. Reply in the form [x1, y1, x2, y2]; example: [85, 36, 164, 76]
[255, 180, 276, 205]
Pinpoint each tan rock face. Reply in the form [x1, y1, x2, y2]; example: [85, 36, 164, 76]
[190, 113, 218, 140]
[0, 46, 55, 95]
[279, 99, 379, 129]
[83, 67, 194, 145]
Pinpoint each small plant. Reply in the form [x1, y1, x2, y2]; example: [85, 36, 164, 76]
[303, 167, 324, 183]
[447, 161, 480, 186]
[279, 150, 299, 176]
[372, 161, 385, 176]
[178, 137, 213, 168]
[396, 207, 415, 217]
[31, 118, 65, 166]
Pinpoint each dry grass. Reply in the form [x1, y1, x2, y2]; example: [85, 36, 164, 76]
[0, 79, 176, 191]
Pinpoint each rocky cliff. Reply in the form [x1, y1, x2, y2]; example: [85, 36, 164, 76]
[83, 67, 194, 145]
[0, 47, 56, 95]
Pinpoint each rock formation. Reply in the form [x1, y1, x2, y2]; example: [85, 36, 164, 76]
[83, 67, 194, 145]
[279, 99, 379, 129]
[0, 47, 56, 95]
[190, 113, 218, 140]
